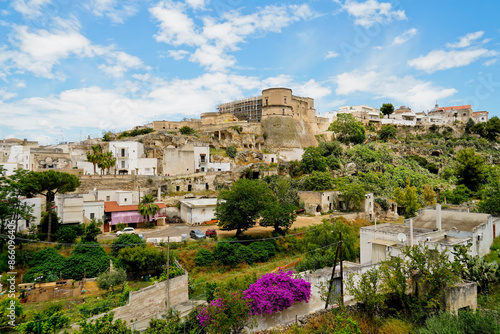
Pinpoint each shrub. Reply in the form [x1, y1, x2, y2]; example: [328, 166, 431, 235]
[56, 226, 78, 244]
[63, 244, 110, 280]
[375, 197, 390, 211]
[226, 146, 237, 159]
[379, 125, 397, 141]
[214, 242, 240, 266]
[195, 248, 214, 267]
[248, 242, 269, 262]
[179, 126, 196, 135]
[111, 234, 145, 257]
[243, 270, 311, 315]
[236, 246, 255, 265]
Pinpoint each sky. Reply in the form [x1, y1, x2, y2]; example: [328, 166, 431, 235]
[0, 0, 499, 144]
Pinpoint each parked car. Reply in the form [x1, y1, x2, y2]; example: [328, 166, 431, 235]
[117, 227, 135, 236]
[205, 229, 217, 237]
[190, 230, 206, 239]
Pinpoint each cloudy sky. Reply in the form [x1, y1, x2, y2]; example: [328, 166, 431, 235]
[0, 0, 498, 143]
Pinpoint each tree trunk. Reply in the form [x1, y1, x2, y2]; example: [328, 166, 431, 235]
[47, 201, 52, 242]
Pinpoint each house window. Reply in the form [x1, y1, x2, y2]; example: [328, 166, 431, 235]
[188, 185, 192, 191]
[176, 186, 180, 191]
[106, 196, 110, 201]
[282, 109, 285, 115]
[200, 154, 206, 163]
[265, 98, 268, 105]
[271, 158, 274, 163]
[90, 213, 95, 219]
[201, 167, 205, 172]
[124, 198, 127, 202]
[121, 148, 125, 157]
[284, 96, 287, 104]
[121, 161, 125, 168]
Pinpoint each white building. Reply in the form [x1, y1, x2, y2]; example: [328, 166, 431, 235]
[55, 194, 84, 225]
[109, 141, 158, 175]
[360, 207, 496, 265]
[16, 197, 42, 233]
[179, 198, 218, 225]
[263, 148, 304, 164]
[164, 145, 231, 176]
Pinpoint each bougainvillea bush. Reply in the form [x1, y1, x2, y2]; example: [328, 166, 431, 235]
[197, 289, 253, 334]
[243, 270, 311, 315]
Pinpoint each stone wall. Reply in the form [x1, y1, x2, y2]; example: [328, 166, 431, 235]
[106, 273, 189, 323]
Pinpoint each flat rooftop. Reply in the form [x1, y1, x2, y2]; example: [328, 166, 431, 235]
[412, 209, 490, 232]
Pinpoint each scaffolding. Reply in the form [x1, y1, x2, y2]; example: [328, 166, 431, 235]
[217, 96, 263, 122]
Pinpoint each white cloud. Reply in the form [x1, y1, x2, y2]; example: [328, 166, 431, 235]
[185, 0, 208, 10]
[408, 48, 497, 74]
[0, 20, 148, 79]
[393, 28, 417, 45]
[8, 25, 94, 78]
[11, 0, 50, 18]
[150, 1, 314, 71]
[334, 70, 456, 111]
[99, 51, 147, 78]
[167, 49, 190, 60]
[339, 0, 406, 28]
[86, 0, 139, 24]
[484, 58, 498, 67]
[0, 72, 331, 139]
[294, 79, 331, 99]
[446, 31, 484, 48]
[325, 51, 339, 59]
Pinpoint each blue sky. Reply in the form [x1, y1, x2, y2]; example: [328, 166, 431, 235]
[0, 0, 498, 144]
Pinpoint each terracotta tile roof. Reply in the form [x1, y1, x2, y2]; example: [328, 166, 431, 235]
[104, 201, 166, 212]
[440, 105, 471, 111]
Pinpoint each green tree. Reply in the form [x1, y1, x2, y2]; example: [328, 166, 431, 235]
[56, 225, 78, 244]
[198, 289, 253, 334]
[296, 219, 359, 272]
[302, 171, 334, 191]
[24, 170, 80, 242]
[478, 180, 500, 215]
[138, 194, 159, 225]
[97, 268, 127, 293]
[454, 148, 485, 192]
[339, 182, 365, 212]
[111, 234, 145, 257]
[394, 179, 420, 218]
[226, 146, 237, 159]
[318, 140, 342, 157]
[117, 245, 166, 274]
[301, 146, 327, 173]
[379, 124, 397, 141]
[380, 103, 394, 118]
[421, 184, 437, 207]
[83, 219, 102, 242]
[17, 303, 69, 334]
[86, 144, 103, 175]
[329, 113, 366, 144]
[97, 151, 116, 175]
[216, 179, 273, 237]
[0, 298, 23, 327]
[0, 168, 34, 239]
[485, 116, 500, 140]
[345, 267, 386, 317]
[179, 126, 196, 135]
[465, 118, 475, 134]
[260, 177, 299, 234]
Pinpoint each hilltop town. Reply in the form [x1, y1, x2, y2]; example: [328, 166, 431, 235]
[2, 87, 500, 333]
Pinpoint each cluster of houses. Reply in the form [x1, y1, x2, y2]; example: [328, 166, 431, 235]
[321, 104, 489, 127]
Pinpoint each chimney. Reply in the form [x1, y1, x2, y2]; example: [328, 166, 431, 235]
[436, 203, 442, 231]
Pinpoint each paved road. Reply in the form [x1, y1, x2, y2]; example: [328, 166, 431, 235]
[98, 224, 217, 241]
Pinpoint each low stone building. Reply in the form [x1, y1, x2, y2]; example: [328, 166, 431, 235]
[179, 197, 218, 225]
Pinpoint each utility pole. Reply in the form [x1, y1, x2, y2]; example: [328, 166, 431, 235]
[325, 231, 343, 309]
[167, 236, 170, 309]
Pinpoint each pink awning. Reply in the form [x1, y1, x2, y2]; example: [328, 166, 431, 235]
[110, 211, 159, 225]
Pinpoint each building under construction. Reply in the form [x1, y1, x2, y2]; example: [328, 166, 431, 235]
[217, 96, 263, 122]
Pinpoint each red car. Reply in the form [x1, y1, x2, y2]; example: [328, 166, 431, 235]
[205, 229, 217, 237]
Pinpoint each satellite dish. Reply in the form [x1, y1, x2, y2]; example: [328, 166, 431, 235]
[397, 233, 407, 243]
